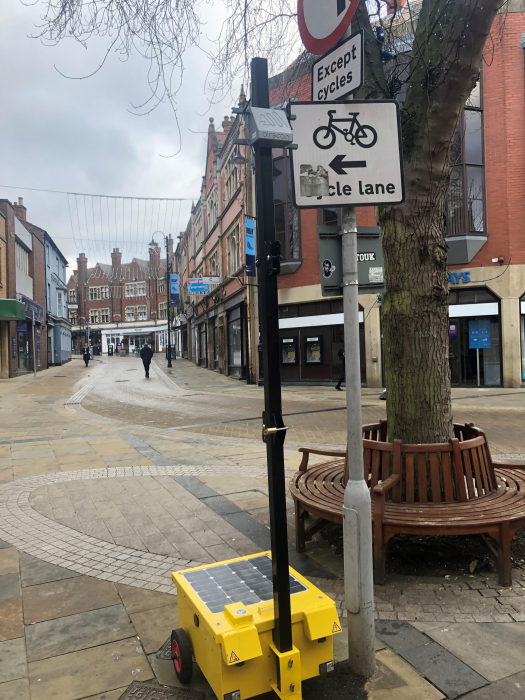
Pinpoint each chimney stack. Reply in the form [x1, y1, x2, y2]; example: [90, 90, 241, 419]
[168, 234, 174, 255]
[13, 197, 26, 221]
[111, 248, 122, 282]
[149, 240, 161, 277]
[222, 115, 232, 132]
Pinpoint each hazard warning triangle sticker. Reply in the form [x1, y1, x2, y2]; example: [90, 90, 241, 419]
[332, 621, 342, 633]
[230, 651, 240, 663]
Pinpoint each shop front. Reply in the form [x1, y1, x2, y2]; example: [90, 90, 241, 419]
[17, 297, 45, 375]
[449, 287, 501, 386]
[227, 304, 246, 379]
[278, 300, 366, 384]
[197, 319, 207, 367]
[520, 294, 525, 385]
[0, 300, 26, 378]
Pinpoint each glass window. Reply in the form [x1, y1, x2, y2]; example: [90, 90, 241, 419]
[137, 283, 146, 296]
[158, 279, 165, 293]
[126, 307, 135, 322]
[125, 284, 134, 298]
[138, 305, 147, 321]
[467, 166, 484, 232]
[464, 110, 483, 165]
[445, 71, 485, 236]
[101, 309, 110, 323]
[278, 305, 299, 319]
[322, 207, 339, 225]
[456, 287, 497, 304]
[90, 310, 98, 324]
[228, 317, 242, 366]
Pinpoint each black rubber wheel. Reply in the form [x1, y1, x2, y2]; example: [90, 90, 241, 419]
[171, 628, 193, 684]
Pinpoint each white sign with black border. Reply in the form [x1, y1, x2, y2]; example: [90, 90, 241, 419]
[289, 100, 404, 208]
[312, 30, 363, 102]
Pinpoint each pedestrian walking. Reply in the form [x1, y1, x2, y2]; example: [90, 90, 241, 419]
[335, 344, 345, 391]
[82, 345, 90, 368]
[140, 342, 153, 378]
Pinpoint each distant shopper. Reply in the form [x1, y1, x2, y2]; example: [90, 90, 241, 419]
[82, 345, 90, 368]
[335, 344, 345, 391]
[140, 343, 153, 378]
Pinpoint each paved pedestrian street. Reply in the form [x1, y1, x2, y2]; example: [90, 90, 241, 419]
[0, 356, 525, 699]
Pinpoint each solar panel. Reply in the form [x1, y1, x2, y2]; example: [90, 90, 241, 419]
[183, 555, 308, 614]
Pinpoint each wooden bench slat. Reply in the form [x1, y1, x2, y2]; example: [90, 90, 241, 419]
[442, 452, 454, 502]
[405, 453, 415, 504]
[371, 449, 381, 490]
[463, 449, 476, 499]
[417, 453, 428, 503]
[381, 449, 390, 484]
[430, 453, 441, 503]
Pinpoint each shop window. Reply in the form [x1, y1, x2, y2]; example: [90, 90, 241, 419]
[449, 287, 497, 305]
[273, 150, 300, 260]
[15, 242, 29, 274]
[446, 76, 485, 236]
[138, 305, 147, 321]
[101, 309, 110, 323]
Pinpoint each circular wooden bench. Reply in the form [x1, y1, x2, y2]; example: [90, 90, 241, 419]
[289, 421, 525, 586]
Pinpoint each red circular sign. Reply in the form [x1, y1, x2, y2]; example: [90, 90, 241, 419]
[298, 0, 360, 55]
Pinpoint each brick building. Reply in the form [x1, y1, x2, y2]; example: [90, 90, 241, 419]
[67, 239, 173, 354]
[176, 1, 525, 389]
[0, 198, 48, 377]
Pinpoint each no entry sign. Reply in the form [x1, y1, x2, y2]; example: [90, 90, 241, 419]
[289, 100, 405, 208]
[298, 0, 360, 54]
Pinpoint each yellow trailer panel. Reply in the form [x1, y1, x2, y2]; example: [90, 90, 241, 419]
[172, 552, 341, 700]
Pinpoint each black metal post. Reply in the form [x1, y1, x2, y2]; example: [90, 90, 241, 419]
[165, 236, 173, 367]
[251, 57, 292, 654]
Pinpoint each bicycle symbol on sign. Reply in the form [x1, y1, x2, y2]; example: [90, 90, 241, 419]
[313, 110, 378, 150]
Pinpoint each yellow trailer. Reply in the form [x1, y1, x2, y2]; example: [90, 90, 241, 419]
[171, 552, 341, 700]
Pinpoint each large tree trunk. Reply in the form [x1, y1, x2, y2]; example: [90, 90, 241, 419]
[379, 201, 452, 444]
[354, 0, 505, 444]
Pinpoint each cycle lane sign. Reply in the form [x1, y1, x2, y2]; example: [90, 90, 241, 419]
[289, 100, 405, 208]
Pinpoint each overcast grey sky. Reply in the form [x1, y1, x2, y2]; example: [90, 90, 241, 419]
[0, 0, 239, 275]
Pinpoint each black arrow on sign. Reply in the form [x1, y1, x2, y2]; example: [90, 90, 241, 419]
[329, 155, 367, 175]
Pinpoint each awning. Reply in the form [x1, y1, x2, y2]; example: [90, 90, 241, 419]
[0, 299, 27, 321]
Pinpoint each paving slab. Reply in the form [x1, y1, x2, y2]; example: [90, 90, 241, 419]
[0, 573, 21, 600]
[116, 583, 176, 614]
[365, 649, 444, 700]
[22, 575, 120, 624]
[25, 604, 136, 662]
[129, 603, 179, 654]
[79, 688, 127, 700]
[19, 551, 80, 587]
[0, 638, 27, 684]
[459, 670, 525, 699]
[0, 549, 18, 575]
[401, 642, 488, 698]
[0, 597, 24, 642]
[424, 622, 525, 682]
[27, 637, 153, 700]
[375, 620, 432, 653]
[0, 677, 30, 700]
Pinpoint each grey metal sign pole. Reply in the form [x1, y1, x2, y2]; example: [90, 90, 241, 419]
[340, 25, 376, 679]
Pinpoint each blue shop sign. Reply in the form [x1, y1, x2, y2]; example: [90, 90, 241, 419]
[469, 319, 491, 349]
[448, 271, 470, 285]
[170, 274, 179, 307]
[20, 296, 44, 324]
[16, 322, 28, 333]
[245, 218, 256, 278]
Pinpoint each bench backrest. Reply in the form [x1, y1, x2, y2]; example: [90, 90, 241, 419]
[351, 420, 497, 503]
